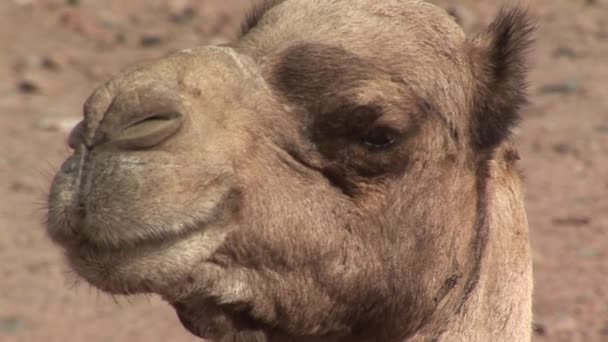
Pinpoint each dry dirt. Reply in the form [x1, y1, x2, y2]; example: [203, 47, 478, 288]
[0, 0, 606, 341]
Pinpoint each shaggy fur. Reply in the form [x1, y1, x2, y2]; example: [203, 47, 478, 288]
[47, 1, 535, 341]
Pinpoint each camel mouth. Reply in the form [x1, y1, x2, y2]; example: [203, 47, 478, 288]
[58, 218, 207, 253]
[64, 221, 206, 263]
[52, 212, 229, 295]
[48, 187, 229, 257]
[47, 148, 239, 248]
[63, 228, 217, 295]
[47, 150, 239, 295]
[47, 173, 208, 253]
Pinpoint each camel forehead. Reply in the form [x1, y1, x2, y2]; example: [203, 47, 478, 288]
[240, 0, 470, 113]
[242, 0, 466, 51]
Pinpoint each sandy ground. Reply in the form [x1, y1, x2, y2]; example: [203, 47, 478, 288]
[0, 0, 606, 341]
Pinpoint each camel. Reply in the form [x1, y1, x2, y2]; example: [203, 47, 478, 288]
[46, 0, 535, 341]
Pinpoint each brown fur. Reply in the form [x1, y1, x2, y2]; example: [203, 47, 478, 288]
[47, 1, 535, 341]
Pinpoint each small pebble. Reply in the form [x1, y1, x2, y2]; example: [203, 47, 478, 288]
[553, 47, 577, 59]
[17, 79, 40, 94]
[41, 55, 65, 71]
[0, 316, 25, 333]
[140, 33, 165, 47]
[533, 323, 546, 336]
[551, 142, 576, 155]
[552, 216, 591, 227]
[10, 180, 35, 193]
[577, 248, 598, 257]
[12, 0, 33, 6]
[594, 125, 608, 133]
[115, 32, 127, 44]
[34, 116, 80, 133]
[18, 55, 44, 70]
[169, 0, 196, 24]
[14, 54, 64, 72]
[538, 78, 583, 95]
[586, 0, 608, 6]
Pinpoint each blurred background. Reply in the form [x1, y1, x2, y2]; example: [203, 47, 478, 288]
[0, 0, 606, 341]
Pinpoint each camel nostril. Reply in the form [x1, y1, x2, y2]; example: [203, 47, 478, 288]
[112, 112, 183, 150]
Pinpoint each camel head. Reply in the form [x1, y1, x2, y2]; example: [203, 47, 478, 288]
[47, 1, 535, 341]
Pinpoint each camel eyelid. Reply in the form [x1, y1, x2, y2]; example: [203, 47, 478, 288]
[361, 126, 398, 150]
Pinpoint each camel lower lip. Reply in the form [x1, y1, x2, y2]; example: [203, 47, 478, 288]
[61, 224, 224, 297]
[66, 222, 206, 253]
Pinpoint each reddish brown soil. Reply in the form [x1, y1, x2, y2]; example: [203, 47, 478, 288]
[1, 1, 606, 341]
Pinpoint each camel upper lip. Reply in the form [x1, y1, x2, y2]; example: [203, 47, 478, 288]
[48, 178, 229, 252]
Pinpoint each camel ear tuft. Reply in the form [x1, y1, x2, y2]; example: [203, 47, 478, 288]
[470, 7, 536, 149]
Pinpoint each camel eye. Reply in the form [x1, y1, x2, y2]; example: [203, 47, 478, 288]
[361, 127, 396, 149]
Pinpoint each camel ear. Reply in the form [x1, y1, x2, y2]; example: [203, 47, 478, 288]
[470, 8, 535, 149]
